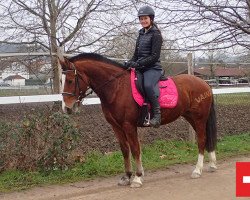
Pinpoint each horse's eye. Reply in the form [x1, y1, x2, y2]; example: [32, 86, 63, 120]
[68, 80, 73, 84]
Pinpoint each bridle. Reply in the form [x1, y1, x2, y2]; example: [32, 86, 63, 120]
[62, 62, 129, 103]
[62, 63, 91, 103]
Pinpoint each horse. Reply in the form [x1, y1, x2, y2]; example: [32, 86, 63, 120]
[58, 51, 217, 188]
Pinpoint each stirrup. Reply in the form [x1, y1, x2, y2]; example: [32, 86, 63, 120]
[143, 112, 151, 127]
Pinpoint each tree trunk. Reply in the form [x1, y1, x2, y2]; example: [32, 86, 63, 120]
[51, 53, 61, 94]
[49, 0, 61, 94]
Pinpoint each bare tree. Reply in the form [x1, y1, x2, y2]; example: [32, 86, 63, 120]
[0, 0, 136, 93]
[146, 0, 250, 52]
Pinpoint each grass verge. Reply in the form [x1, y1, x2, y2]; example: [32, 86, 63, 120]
[0, 133, 250, 192]
[214, 93, 250, 105]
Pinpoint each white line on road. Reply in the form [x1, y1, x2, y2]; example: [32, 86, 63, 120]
[243, 176, 250, 183]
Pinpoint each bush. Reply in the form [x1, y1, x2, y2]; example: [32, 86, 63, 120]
[0, 110, 79, 172]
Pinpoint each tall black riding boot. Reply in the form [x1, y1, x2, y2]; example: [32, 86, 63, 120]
[149, 97, 161, 128]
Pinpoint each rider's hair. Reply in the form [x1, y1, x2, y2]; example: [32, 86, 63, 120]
[152, 21, 162, 38]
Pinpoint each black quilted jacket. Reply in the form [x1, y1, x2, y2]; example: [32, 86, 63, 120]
[130, 25, 163, 71]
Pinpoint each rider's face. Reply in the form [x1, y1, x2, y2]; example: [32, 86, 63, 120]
[139, 16, 151, 29]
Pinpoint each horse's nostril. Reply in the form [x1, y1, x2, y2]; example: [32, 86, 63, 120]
[66, 107, 72, 114]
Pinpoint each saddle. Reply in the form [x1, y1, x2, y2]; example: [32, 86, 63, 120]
[130, 69, 178, 127]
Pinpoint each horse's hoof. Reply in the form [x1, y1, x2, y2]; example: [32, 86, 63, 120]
[130, 181, 142, 188]
[208, 166, 217, 172]
[130, 176, 142, 188]
[191, 172, 201, 179]
[118, 176, 130, 186]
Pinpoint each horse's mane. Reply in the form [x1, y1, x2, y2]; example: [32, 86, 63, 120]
[69, 53, 126, 69]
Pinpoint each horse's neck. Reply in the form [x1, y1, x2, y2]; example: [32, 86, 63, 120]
[85, 63, 120, 83]
[80, 61, 123, 100]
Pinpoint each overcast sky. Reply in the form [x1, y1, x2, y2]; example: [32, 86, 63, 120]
[0, 0, 249, 60]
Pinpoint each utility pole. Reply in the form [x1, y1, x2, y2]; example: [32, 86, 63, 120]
[57, 46, 64, 93]
[187, 53, 196, 143]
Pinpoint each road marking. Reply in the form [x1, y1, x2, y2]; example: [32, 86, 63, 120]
[243, 176, 250, 183]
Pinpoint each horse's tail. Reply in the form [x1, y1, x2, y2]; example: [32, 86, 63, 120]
[205, 95, 217, 152]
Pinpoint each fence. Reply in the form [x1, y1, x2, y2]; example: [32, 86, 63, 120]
[0, 87, 249, 104]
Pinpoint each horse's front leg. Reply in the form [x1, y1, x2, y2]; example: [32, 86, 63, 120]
[112, 126, 132, 186]
[130, 153, 144, 188]
[123, 122, 144, 188]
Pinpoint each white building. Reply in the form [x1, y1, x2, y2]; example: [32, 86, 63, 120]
[3, 74, 26, 86]
[1, 63, 29, 80]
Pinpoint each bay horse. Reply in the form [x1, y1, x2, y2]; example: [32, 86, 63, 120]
[58, 52, 217, 188]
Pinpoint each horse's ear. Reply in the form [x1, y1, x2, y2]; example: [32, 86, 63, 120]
[57, 46, 68, 71]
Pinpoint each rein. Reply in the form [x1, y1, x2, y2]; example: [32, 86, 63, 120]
[62, 62, 129, 103]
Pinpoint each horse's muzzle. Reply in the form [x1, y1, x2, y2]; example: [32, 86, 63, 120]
[65, 107, 73, 114]
[62, 102, 79, 114]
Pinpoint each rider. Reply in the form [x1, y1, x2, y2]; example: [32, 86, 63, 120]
[125, 5, 163, 128]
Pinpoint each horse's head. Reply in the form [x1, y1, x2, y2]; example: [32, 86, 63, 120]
[57, 49, 89, 114]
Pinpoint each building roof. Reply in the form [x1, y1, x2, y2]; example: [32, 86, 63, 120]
[195, 68, 211, 76]
[177, 67, 249, 77]
[214, 67, 247, 77]
[3, 74, 26, 81]
[176, 68, 211, 76]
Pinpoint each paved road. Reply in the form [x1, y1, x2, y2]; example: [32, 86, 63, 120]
[1, 156, 249, 200]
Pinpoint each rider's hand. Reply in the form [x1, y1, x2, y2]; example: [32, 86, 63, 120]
[126, 61, 140, 68]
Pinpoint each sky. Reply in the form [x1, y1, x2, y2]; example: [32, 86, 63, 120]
[0, 0, 249, 61]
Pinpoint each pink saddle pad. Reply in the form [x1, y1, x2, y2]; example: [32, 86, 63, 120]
[131, 69, 178, 108]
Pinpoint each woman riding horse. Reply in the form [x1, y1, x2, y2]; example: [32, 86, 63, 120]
[125, 5, 163, 128]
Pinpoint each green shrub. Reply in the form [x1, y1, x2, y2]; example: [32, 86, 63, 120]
[0, 111, 79, 172]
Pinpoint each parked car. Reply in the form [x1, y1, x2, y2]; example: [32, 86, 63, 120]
[205, 79, 217, 87]
[238, 78, 249, 83]
[0, 82, 10, 87]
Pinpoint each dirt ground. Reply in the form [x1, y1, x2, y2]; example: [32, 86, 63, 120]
[1, 155, 249, 200]
[0, 102, 249, 155]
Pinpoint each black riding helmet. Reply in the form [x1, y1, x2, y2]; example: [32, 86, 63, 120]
[138, 5, 155, 21]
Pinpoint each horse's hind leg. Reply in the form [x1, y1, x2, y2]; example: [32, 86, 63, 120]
[185, 117, 206, 179]
[193, 134, 217, 177]
[185, 115, 217, 178]
[208, 151, 217, 172]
